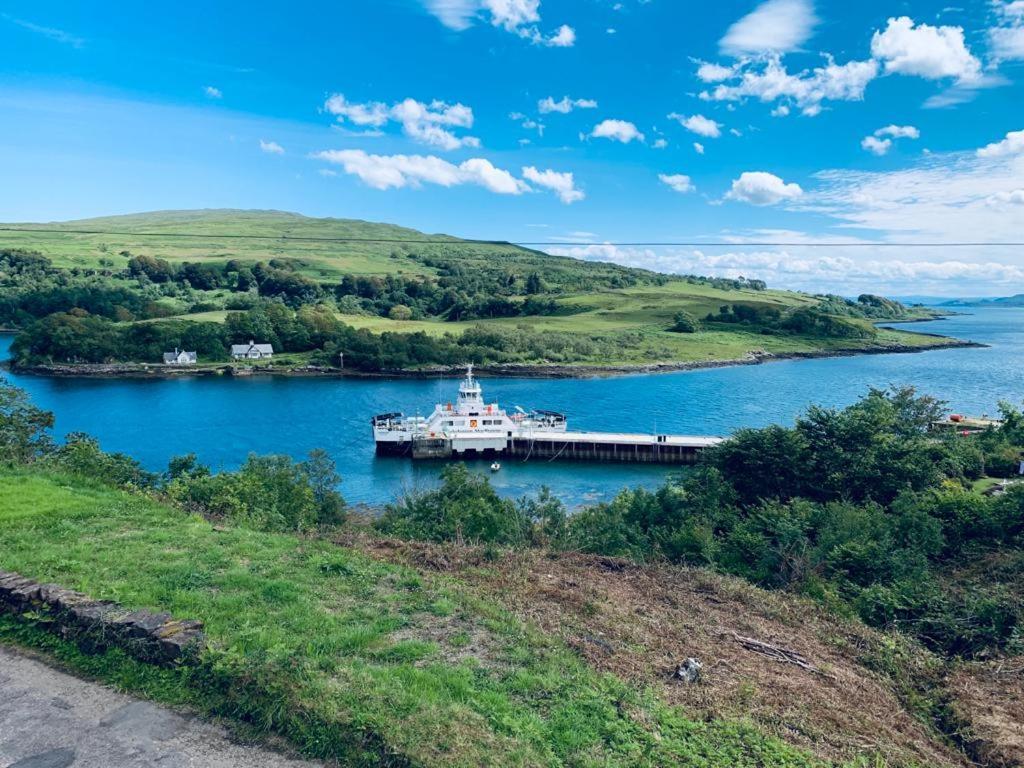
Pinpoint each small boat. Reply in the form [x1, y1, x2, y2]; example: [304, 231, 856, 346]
[490, 462, 501, 472]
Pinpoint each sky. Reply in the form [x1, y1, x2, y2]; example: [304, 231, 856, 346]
[1, 0, 1023, 297]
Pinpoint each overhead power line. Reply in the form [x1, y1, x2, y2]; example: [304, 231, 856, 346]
[0, 226, 1022, 247]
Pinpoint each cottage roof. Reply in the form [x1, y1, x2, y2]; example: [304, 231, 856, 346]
[230, 340, 274, 354]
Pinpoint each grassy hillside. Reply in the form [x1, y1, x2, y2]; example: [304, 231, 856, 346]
[0, 208, 632, 282]
[0, 468, 971, 767]
[1, 210, 955, 371]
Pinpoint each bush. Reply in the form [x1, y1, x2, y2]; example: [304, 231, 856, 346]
[376, 464, 531, 546]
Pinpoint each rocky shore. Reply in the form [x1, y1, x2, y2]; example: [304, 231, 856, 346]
[5, 337, 984, 380]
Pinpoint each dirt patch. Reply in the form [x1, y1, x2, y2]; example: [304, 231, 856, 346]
[359, 537, 969, 767]
[948, 659, 1024, 767]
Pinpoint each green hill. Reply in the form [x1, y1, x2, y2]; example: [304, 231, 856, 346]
[1, 210, 958, 372]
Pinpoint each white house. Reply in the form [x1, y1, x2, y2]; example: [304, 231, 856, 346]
[231, 340, 274, 360]
[163, 348, 197, 365]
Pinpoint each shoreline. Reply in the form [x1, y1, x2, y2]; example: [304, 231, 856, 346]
[3, 338, 985, 381]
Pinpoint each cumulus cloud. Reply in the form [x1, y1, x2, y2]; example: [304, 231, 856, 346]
[861, 124, 919, 155]
[668, 113, 722, 138]
[204, 85, 223, 99]
[421, 0, 575, 46]
[538, 96, 598, 114]
[699, 56, 878, 116]
[589, 119, 645, 143]
[977, 128, 1024, 158]
[652, 138, 669, 149]
[693, 142, 705, 154]
[313, 150, 527, 194]
[659, 173, 695, 193]
[314, 149, 582, 204]
[861, 136, 892, 156]
[324, 94, 479, 151]
[719, 0, 818, 56]
[726, 171, 803, 205]
[989, 1, 1024, 61]
[522, 166, 585, 203]
[870, 16, 981, 82]
[259, 139, 285, 155]
[695, 62, 737, 82]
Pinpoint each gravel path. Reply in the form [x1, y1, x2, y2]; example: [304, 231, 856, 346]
[0, 645, 322, 768]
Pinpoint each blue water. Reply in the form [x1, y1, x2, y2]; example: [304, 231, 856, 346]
[1, 308, 1021, 506]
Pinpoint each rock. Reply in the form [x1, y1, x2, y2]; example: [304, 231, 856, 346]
[0, 570, 204, 666]
[8, 747, 77, 768]
[673, 657, 703, 684]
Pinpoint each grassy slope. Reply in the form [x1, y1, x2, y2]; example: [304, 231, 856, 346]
[0, 469, 840, 768]
[4, 209, 951, 367]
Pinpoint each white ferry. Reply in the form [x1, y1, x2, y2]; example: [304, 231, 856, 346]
[372, 364, 566, 458]
[371, 365, 724, 464]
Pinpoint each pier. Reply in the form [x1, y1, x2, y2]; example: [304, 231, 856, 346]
[400, 430, 723, 464]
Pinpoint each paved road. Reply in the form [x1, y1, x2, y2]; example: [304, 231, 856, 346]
[0, 645, 322, 768]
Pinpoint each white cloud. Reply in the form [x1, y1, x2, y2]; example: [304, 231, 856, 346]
[538, 96, 598, 114]
[870, 16, 981, 82]
[977, 129, 1024, 158]
[421, 0, 575, 46]
[652, 138, 668, 149]
[3, 15, 84, 47]
[861, 125, 919, 155]
[861, 136, 892, 156]
[259, 139, 285, 155]
[695, 62, 736, 83]
[314, 150, 528, 194]
[543, 242, 1024, 296]
[700, 56, 878, 116]
[720, 0, 818, 56]
[987, 189, 1024, 206]
[693, 142, 705, 154]
[204, 86, 222, 99]
[589, 119, 645, 143]
[314, 150, 581, 203]
[771, 104, 790, 117]
[422, 0, 477, 30]
[324, 94, 479, 150]
[803, 144, 1024, 247]
[668, 112, 722, 138]
[989, 25, 1024, 60]
[659, 173, 695, 193]
[876, 124, 920, 139]
[990, 1, 1024, 61]
[726, 171, 803, 205]
[522, 166, 585, 203]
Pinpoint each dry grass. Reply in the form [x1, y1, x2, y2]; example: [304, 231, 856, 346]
[948, 659, 1024, 767]
[356, 536, 970, 768]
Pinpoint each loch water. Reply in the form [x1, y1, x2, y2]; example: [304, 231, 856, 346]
[2, 308, 1022, 507]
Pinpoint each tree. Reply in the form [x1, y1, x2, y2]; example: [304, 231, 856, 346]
[301, 449, 346, 526]
[0, 381, 54, 464]
[670, 310, 700, 333]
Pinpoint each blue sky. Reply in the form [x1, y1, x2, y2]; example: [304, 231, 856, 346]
[2, 0, 1023, 296]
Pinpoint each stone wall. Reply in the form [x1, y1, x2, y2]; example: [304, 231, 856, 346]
[0, 570, 204, 665]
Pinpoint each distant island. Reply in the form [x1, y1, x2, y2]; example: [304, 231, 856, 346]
[941, 294, 1024, 308]
[0, 209, 974, 378]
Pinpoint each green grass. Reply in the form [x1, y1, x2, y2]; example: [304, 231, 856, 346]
[0, 468, 835, 767]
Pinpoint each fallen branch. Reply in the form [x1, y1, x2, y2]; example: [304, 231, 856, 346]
[726, 631, 822, 674]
